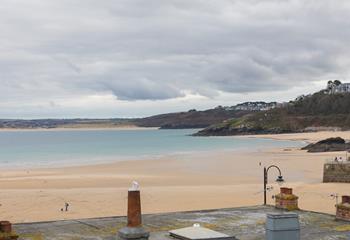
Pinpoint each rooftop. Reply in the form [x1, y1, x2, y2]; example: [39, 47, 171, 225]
[13, 205, 350, 240]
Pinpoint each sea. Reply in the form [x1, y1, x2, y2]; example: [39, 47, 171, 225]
[0, 129, 303, 168]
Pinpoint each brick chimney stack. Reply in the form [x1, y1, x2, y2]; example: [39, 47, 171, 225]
[336, 195, 350, 221]
[275, 188, 299, 211]
[0, 221, 18, 240]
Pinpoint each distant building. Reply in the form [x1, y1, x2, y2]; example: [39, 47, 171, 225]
[230, 102, 277, 111]
[327, 80, 350, 94]
[333, 83, 350, 93]
[295, 95, 306, 102]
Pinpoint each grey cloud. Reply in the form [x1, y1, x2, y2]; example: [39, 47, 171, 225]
[0, 0, 350, 104]
[101, 78, 185, 101]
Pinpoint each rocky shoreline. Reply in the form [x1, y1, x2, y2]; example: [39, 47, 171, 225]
[302, 137, 350, 152]
[193, 126, 294, 136]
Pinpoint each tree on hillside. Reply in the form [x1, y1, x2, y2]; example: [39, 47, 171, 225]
[327, 80, 333, 90]
[334, 80, 342, 86]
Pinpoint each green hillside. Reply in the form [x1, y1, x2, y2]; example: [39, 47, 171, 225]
[194, 91, 350, 136]
[133, 108, 252, 129]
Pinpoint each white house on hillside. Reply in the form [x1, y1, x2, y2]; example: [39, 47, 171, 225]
[327, 80, 350, 94]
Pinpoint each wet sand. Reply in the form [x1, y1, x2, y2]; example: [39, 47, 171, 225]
[0, 131, 350, 223]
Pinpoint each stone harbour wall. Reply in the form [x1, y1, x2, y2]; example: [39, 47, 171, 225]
[323, 162, 350, 183]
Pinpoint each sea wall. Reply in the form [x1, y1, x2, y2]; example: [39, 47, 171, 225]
[323, 162, 350, 183]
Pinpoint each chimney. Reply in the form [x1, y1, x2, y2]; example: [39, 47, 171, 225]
[0, 221, 19, 240]
[336, 195, 350, 222]
[118, 181, 149, 240]
[266, 213, 300, 240]
[127, 189, 142, 227]
[342, 196, 350, 204]
[275, 188, 299, 211]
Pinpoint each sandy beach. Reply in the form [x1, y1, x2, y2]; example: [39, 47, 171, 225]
[1, 131, 350, 223]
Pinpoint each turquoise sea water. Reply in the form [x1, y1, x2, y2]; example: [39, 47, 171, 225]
[0, 129, 303, 168]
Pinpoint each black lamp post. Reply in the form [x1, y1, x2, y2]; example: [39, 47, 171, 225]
[264, 165, 284, 205]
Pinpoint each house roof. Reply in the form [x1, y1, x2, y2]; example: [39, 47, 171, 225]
[12, 205, 350, 240]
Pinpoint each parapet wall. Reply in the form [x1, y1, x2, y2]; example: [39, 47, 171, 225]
[323, 162, 350, 183]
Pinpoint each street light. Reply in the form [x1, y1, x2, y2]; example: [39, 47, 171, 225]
[264, 165, 284, 205]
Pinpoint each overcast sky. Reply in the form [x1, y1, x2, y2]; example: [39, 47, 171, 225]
[1, 0, 349, 119]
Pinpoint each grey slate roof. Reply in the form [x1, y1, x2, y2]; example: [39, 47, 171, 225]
[13, 205, 350, 240]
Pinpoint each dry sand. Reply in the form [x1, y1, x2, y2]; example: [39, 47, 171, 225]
[1, 131, 350, 223]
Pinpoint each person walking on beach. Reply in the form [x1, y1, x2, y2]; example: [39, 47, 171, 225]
[65, 202, 70, 212]
[60, 202, 70, 212]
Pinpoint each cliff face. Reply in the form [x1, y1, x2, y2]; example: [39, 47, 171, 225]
[195, 92, 350, 136]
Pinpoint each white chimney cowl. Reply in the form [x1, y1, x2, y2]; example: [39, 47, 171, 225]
[129, 181, 140, 191]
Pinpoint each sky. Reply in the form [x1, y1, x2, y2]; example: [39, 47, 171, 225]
[1, 0, 350, 119]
